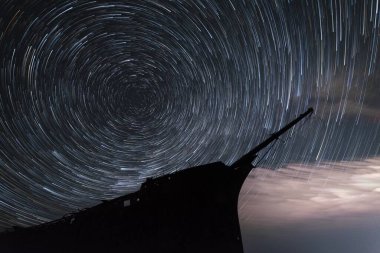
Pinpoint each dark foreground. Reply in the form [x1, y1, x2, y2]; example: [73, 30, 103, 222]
[0, 161, 249, 253]
[0, 108, 312, 253]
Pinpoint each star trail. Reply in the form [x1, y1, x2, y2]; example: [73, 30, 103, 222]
[0, 0, 379, 234]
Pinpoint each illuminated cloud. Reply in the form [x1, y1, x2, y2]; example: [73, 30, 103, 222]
[239, 157, 380, 228]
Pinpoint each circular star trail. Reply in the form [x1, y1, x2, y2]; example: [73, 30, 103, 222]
[0, 0, 379, 230]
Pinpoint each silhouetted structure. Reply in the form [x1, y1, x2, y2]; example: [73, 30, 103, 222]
[0, 108, 313, 253]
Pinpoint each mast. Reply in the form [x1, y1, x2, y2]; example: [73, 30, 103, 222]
[231, 107, 313, 168]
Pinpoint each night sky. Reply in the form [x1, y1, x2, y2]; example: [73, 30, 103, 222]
[0, 0, 380, 252]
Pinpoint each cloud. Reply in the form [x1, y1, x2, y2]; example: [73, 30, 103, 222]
[239, 156, 380, 229]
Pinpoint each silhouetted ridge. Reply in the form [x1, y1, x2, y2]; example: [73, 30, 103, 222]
[0, 108, 313, 253]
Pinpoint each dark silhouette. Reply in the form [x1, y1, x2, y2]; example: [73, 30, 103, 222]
[0, 108, 313, 253]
